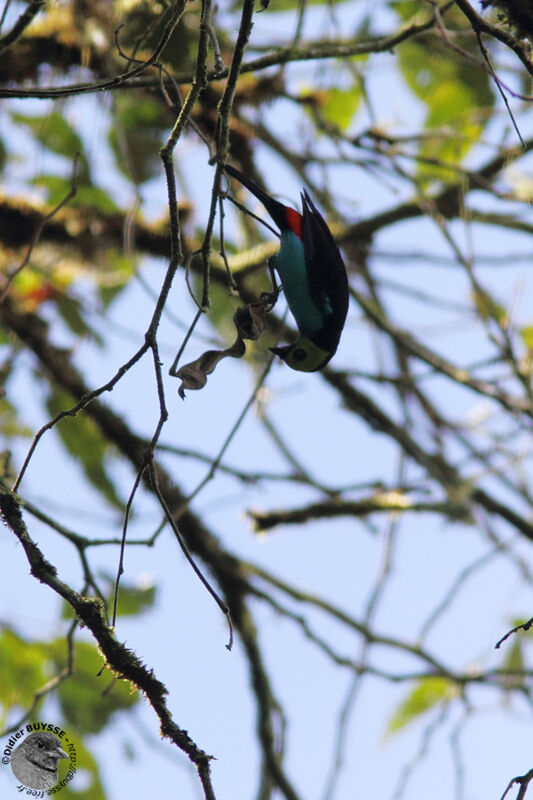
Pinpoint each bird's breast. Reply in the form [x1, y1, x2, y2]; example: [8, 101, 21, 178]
[275, 232, 328, 336]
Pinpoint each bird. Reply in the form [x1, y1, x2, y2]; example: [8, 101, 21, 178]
[10, 732, 68, 790]
[225, 163, 348, 372]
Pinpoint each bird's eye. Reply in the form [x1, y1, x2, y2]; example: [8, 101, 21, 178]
[292, 348, 307, 362]
[37, 741, 45, 749]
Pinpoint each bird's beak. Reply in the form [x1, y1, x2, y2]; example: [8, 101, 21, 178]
[56, 747, 68, 760]
[269, 344, 292, 361]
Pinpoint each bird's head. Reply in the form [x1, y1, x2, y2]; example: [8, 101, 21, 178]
[270, 339, 332, 372]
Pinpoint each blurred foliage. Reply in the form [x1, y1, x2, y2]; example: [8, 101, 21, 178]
[320, 83, 363, 131]
[0, 399, 33, 440]
[0, 630, 48, 725]
[392, 3, 494, 180]
[520, 325, 533, 352]
[109, 94, 171, 185]
[61, 574, 157, 620]
[12, 112, 90, 180]
[0, 629, 126, 798]
[472, 287, 508, 327]
[51, 640, 139, 734]
[397, 56, 492, 181]
[386, 677, 458, 736]
[115, 0, 198, 71]
[56, 737, 105, 800]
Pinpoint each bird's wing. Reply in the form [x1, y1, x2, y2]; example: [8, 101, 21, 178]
[301, 190, 348, 348]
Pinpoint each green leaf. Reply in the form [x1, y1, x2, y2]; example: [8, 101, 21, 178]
[500, 632, 526, 691]
[502, 637, 524, 670]
[198, 278, 242, 344]
[109, 95, 169, 185]
[397, 29, 494, 179]
[51, 641, 138, 734]
[389, 0, 427, 22]
[33, 175, 117, 213]
[117, 3, 195, 71]
[0, 630, 48, 720]
[472, 288, 507, 326]
[72, 185, 118, 213]
[105, 573, 156, 618]
[54, 294, 105, 347]
[12, 267, 56, 309]
[46, 387, 124, 511]
[0, 398, 33, 439]
[61, 574, 156, 620]
[12, 112, 90, 183]
[322, 85, 362, 131]
[520, 325, 533, 351]
[108, 582, 156, 618]
[386, 676, 456, 737]
[97, 252, 136, 309]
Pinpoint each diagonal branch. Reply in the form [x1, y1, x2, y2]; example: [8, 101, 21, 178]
[0, 0, 46, 55]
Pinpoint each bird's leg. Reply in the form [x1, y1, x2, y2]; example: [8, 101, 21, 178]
[260, 256, 282, 311]
[268, 255, 280, 293]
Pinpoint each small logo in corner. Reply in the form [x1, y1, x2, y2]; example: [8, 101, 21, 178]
[2, 722, 77, 795]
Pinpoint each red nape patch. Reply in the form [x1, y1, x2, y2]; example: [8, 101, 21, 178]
[285, 207, 303, 239]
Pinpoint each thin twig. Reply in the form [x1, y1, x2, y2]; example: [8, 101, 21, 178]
[148, 461, 234, 651]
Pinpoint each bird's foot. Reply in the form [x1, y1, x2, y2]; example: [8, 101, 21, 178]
[259, 287, 281, 311]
